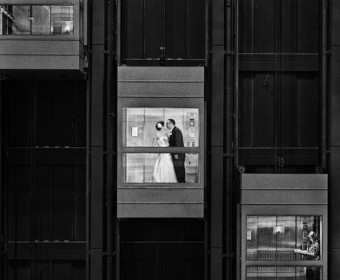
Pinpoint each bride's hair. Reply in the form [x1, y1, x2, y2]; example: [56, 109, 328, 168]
[155, 121, 164, 131]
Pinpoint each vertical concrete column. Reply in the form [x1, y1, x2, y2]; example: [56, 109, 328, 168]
[329, 0, 340, 277]
[210, 0, 236, 278]
[88, 1, 105, 279]
[209, 0, 225, 279]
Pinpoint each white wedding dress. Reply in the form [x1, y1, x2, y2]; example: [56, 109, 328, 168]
[152, 136, 178, 183]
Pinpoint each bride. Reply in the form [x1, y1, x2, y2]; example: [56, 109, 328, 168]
[152, 121, 178, 183]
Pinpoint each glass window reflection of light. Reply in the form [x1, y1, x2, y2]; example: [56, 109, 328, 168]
[246, 266, 322, 279]
[51, 6, 74, 35]
[123, 153, 199, 183]
[123, 108, 199, 147]
[0, 5, 74, 35]
[246, 216, 322, 261]
[12, 6, 30, 35]
[32, 6, 50, 35]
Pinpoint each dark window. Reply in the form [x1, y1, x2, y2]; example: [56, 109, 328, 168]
[120, 219, 205, 280]
[238, 0, 322, 169]
[121, 0, 205, 65]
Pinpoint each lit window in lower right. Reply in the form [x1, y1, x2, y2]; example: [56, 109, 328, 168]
[247, 216, 322, 261]
[246, 266, 322, 279]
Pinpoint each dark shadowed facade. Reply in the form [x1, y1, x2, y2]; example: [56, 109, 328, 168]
[0, 0, 339, 279]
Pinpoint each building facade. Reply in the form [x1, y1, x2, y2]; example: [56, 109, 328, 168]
[0, 0, 339, 279]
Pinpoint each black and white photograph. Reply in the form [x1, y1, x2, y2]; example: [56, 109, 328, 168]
[0, 0, 335, 279]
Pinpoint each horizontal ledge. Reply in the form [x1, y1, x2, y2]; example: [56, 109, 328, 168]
[241, 188, 327, 190]
[239, 147, 319, 150]
[120, 241, 204, 244]
[118, 187, 203, 189]
[121, 147, 200, 153]
[239, 53, 319, 56]
[119, 96, 204, 99]
[245, 261, 325, 266]
[7, 241, 86, 244]
[7, 146, 86, 149]
[119, 184, 202, 187]
[121, 58, 205, 60]
[241, 203, 328, 205]
[0, 37, 79, 41]
[118, 202, 204, 204]
[118, 80, 204, 83]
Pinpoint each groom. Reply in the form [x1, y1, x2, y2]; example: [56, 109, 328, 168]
[166, 119, 186, 183]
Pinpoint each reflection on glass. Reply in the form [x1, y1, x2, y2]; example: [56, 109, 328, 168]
[0, 5, 74, 35]
[80, 7, 83, 40]
[51, 6, 74, 35]
[12, 6, 30, 35]
[123, 153, 199, 183]
[123, 108, 199, 147]
[32, 6, 50, 35]
[247, 266, 321, 279]
[247, 216, 321, 261]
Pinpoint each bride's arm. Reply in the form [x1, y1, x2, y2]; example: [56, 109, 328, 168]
[153, 134, 162, 146]
[153, 138, 159, 147]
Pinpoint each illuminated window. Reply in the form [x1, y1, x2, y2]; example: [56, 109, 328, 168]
[247, 216, 322, 261]
[123, 153, 199, 183]
[246, 266, 322, 279]
[51, 6, 74, 35]
[32, 6, 50, 35]
[12, 5, 30, 35]
[121, 107, 201, 184]
[123, 108, 199, 147]
[0, 5, 74, 35]
[79, 6, 83, 40]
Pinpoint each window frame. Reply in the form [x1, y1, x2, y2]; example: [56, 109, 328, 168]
[240, 205, 328, 280]
[116, 0, 208, 66]
[0, 4, 75, 36]
[117, 98, 205, 188]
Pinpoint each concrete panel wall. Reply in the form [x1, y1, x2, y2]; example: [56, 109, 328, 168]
[117, 204, 204, 218]
[241, 174, 328, 205]
[0, 40, 84, 70]
[0, 0, 83, 71]
[117, 188, 204, 218]
[118, 67, 204, 98]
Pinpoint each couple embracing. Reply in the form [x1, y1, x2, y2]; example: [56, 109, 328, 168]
[152, 119, 185, 183]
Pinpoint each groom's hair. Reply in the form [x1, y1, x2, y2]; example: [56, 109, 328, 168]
[168, 119, 175, 125]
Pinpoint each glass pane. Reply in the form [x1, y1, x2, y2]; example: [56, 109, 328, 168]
[247, 266, 322, 280]
[79, 7, 83, 40]
[247, 216, 322, 261]
[12, 6, 30, 35]
[257, 216, 276, 261]
[123, 108, 199, 147]
[296, 216, 322, 261]
[1, 5, 11, 35]
[123, 153, 199, 183]
[277, 216, 296, 261]
[32, 6, 50, 35]
[51, 6, 74, 35]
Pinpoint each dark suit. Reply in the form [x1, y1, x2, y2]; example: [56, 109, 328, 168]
[168, 126, 186, 183]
